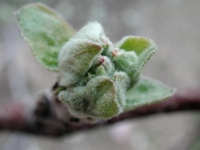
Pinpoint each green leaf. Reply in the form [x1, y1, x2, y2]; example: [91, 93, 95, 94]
[116, 36, 156, 55]
[116, 36, 157, 85]
[86, 76, 121, 119]
[58, 76, 122, 119]
[16, 3, 75, 71]
[74, 22, 111, 46]
[114, 72, 130, 107]
[116, 36, 156, 66]
[124, 76, 176, 111]
[59, 39, 102, 86]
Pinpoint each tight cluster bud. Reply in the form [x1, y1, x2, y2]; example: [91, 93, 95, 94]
[58, 22, 156, 120]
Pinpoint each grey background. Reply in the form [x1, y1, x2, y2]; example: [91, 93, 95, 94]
[0, 0, 200, 150]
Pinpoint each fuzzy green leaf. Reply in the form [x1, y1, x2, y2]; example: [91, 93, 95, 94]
[114, 72, 130, 107]
[86, 76, 121, 119]
[125, 76, 176, 111]
[116, 36, 157, 85]
[16, 3, 75, 71]
[113, 51, 139, 85]
[58, 76, 122, 119]
[116, 36, 156, 67]
[59, 39, 102, 86]
[74, 22, 111, 46]
[116, 36, 156, 55]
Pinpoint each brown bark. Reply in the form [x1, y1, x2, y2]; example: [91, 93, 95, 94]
[0, 88, 200, 137]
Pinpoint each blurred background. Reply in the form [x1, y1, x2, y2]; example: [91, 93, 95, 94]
[1, 0, 200, 150]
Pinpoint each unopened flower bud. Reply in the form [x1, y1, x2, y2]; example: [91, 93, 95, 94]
[113, 51, 139, 86]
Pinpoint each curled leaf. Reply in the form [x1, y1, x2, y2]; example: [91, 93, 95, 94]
[116, 36, 157, 85]
[114, 72, 130, 107]
[85, 76, 121, 119]
[116, 36, 156, 55]
[74, 22, 111, 47]
[58, 86, 87, 118]
[59, 39, 102, 86]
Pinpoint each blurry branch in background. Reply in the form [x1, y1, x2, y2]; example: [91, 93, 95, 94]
[0, 87, 200, 137]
